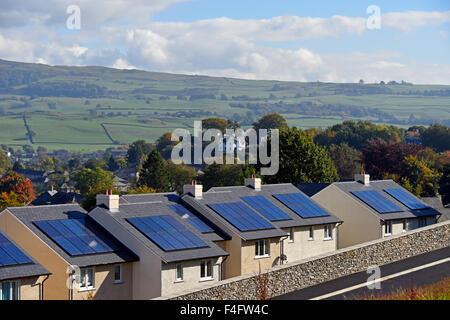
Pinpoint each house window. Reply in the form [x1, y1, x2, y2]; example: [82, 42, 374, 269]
[176, 264, 183, 282]
[324, 225, 332, 240]
[402, 219, 407, 232]
[309, 227, 314, 240]
[384, 221, 392, 236]
[1, 281, 18, 300]
[200, 260, 213, 280]
[288, 228, 294, 243]
[114, 265, 122, 283]
[255, 239, 270, 258]
[80, 268, 95, 290]
[418, 217, 427, 228]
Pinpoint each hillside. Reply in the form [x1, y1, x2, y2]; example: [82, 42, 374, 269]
[0, 59, 449, 152]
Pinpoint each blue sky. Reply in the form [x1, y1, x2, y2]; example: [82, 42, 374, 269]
[0, 0, 449, 84]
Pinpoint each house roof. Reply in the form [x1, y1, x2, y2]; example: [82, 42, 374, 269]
[120, 193, 228, 242]
[4, 204, 138, 268]
[422, 197, 450, 222]
[93, 194, 229, 263]
[0, 231, 51, 281]
[329, 180, 441, 221]
[32, 191, 82, 206]
[182, 183, 341, 241]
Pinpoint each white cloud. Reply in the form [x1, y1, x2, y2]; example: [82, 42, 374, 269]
[383, 10, 450, 32]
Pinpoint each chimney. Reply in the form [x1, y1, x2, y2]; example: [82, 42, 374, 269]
[96, 190, 120, 212]
[245, 174, 261, 191]
[183, 180, 203, 199]
[354, 172, 370, 186]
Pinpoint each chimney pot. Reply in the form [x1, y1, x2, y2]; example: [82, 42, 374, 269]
[184, 182, 203, 199]
[96, 192, 119, 212]
[354, 173, 370, 186]
[245, 176, 261, 191]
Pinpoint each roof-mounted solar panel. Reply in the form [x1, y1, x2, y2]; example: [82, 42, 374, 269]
[168, 204, 214, 233]
[272, 193, 330, 218]
[0, 232, 33, 267]
[241, 196, 291, 221]
[208, 202, 275, 232]
[383, 188, 429, 210]
[127, 215, 207, 251]
[351, 190, 403, 213]
[33, 218, 117, 256]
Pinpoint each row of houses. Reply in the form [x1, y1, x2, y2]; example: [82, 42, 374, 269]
[0, 174, 447, 300]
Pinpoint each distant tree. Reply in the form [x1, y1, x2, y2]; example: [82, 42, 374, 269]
[314, 121, 402, 150]
[227, 119, 241, 130]
[23, 145, 35, 154]
[199, 163, 244, 191]
[138, 150, 170, 192]
[439, 163, 450, 206]
[167, 161, 198, 194]
[73, 167, 115, 210]
[400, 155, 441, 197]
[126, 185, 156, 195]
[107, 155, 119, 171]
[0, 192, 22, 210]
[12, 162, 24, 172]
[0, 149, 10, 172]
[84, 158, 107, 170]
[362, 139, 423, 179]
[115, 157, 127, 169]
[0, 171, 35, 204]
[202, 118, 229, 132]
[261, 127, 339, 185]
[253, 113, 288, 132]
[68, 158, 82, 171]
[127, 140, 153, 165]
[421, 124, 450, 152]
[328, 143, 362, 179]
[156, 133, 178, 160]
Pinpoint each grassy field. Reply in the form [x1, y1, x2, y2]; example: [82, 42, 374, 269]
[0, 59, 449, 152]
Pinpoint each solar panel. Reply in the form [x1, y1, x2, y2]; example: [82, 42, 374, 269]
[241, 196, 291, 221]
[168, 204, 214, 233]
[273, 193, 330, 218]
[208, 202, 275, 231]
[351, 190, 403, 213]
[127, 215, 207, 251]
[384, 188, 429, 210]
[33, 218, 116, 256]
[0, 232, 33, 267]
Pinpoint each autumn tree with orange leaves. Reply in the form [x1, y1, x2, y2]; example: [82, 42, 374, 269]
[0, 171, 35, 205]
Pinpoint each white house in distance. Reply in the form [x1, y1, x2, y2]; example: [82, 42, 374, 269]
[299, 173, 441, 248]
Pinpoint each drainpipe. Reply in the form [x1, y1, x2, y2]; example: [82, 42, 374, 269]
[40, 274, 50, 300]
[335, 222, 343, 250]
[279, 235, 288, 265]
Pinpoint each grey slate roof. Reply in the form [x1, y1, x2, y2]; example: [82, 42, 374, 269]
[422, 197, 450, 222]
[5, 204, 138, 268]
[94, 197, 229, 263]
[331, 180, 441, 221]
[182, 183, 342, 241]
[32, 191, 82, 206]
[0, 232, 50, 281]
[120, 193, 228, 242]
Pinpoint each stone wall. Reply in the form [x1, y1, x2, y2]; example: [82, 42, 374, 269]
[158, 220, 450, 300]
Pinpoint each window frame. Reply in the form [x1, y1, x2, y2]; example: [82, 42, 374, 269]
[308, 226, 314, 240]
[324, 225, 332, 240]
[384, 221, 392, 236]
[0, 281, 19, 300]
[255, 239, 270, 258]
[288, 228, 294, 243]
[175, 263, 184, 282]
[113, 265, 122, 284]
[200, 260, 213, 281]
[79, 268, 95, 291]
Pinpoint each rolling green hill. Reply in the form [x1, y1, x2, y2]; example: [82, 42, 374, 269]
[0, 59, 449, 152]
